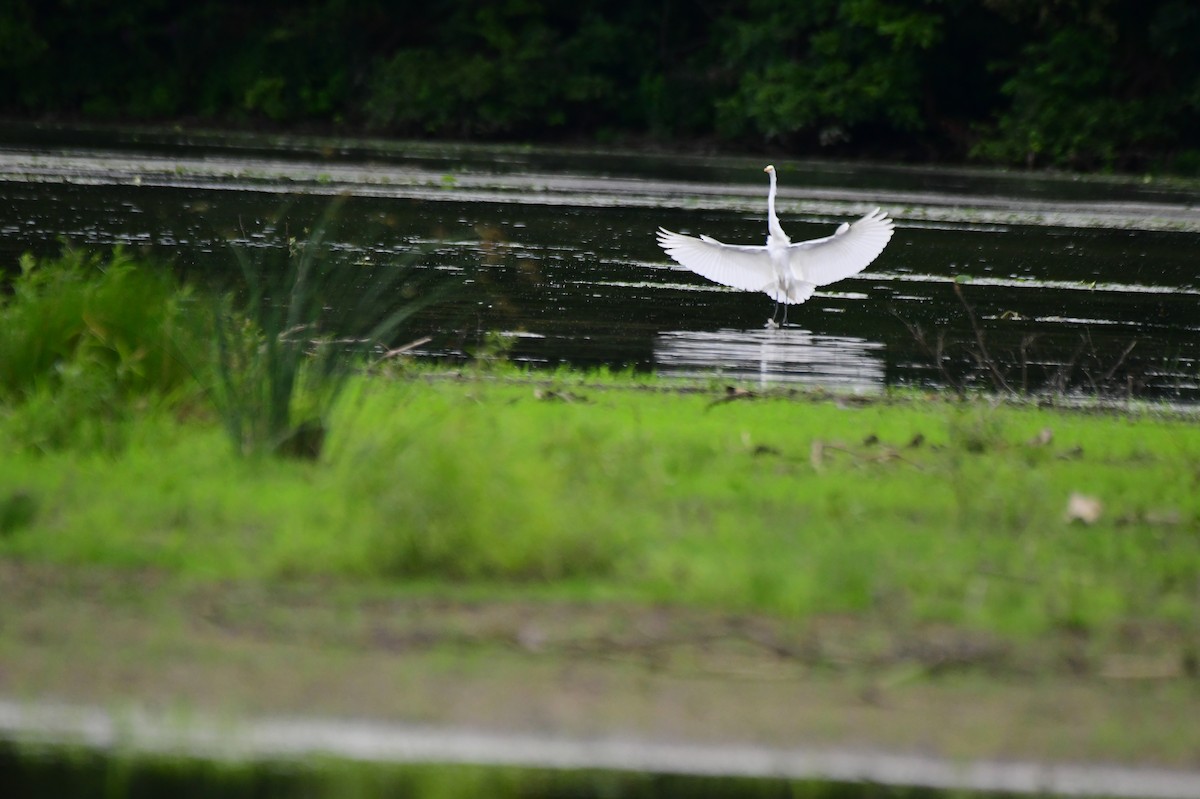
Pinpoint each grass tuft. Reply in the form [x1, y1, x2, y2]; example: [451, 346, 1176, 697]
[208, 197, 459, 458]
[0, 247, 205, 452]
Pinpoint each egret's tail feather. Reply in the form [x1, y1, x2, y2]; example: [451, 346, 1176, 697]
[765, 281, 816, 305]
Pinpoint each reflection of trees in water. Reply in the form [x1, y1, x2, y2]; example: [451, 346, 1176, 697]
[654, 328, 886, 392]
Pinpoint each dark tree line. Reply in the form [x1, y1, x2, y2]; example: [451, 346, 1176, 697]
[2, 0, 1198, 172]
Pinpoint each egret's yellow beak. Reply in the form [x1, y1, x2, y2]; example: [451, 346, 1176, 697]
[764, 165, 775, 174]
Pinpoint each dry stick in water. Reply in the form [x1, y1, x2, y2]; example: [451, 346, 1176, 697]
[952, 281, 1013, 394]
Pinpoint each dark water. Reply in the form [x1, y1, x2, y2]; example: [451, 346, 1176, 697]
[2, 123, 1197, 399]
[0, 741, 942, 799]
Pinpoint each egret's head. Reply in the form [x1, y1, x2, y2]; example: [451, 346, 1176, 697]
[764, 165, 775, 174]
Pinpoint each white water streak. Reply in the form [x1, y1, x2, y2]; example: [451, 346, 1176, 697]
[2, 700, 1199, 798]
[1, 150, 1198, 233]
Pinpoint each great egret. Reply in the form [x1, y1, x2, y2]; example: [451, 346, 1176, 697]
[657, 165, 894, 324]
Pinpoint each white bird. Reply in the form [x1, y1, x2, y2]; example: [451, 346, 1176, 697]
[657, 165, 894, 324]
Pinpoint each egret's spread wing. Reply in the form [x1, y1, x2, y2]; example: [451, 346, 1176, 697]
[787, 208, 894, 286]
[657, 226, 777, 292]
[657, 228, 775, 294]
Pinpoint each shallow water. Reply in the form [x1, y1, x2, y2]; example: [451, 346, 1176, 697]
[2, 123, 1197, 399]
[5, 699, 1200, 798]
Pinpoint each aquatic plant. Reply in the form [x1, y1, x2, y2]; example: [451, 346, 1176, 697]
[896, 281, 1145, 400]
[209, 197, 457, 458]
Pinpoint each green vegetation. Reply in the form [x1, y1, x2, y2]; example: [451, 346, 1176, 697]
[0, 247, 204, 453]
[4, 368, 1199, 640]
[2, 250, 1198, 642]
[3, 248, 1200, 784]
[209, 198, 454, 457]
[2, 1, 1198, 172]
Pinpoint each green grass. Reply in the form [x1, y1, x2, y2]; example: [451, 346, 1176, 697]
[3, 370, 1198, 640]
[0, 247, 206, 452]
[2, 245, 1198, 644]
[209, 196, 458, 458]
[6, 239, 1200, 792]
[3, 249, 1200, 780]
[0, 247, 201, 403]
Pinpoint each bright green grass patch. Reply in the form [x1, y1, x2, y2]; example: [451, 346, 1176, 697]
[0, 247, 206, 452]
[2, 374, 1199, 638]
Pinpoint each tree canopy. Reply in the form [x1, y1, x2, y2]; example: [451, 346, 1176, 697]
[3, 0, 1198, 172]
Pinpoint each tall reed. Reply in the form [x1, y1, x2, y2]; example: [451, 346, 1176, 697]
[209, 197, 457, 458]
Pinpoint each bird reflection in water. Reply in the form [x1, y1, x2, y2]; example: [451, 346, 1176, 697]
[654, 327, 885, 392]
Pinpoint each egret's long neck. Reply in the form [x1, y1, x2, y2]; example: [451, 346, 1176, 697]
[766, 170, 788, 242]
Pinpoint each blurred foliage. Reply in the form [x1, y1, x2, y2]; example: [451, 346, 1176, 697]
[209, 198, 458, 459]
[714, 0, 943, 143]
[364, 1, 708, 138]
[973, 0, 1200, 169]
[2, 0, 1198, 171]
[0, 222, 457, 457]
[0, 248, 201, 404]
[0, 248, 205, 452]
